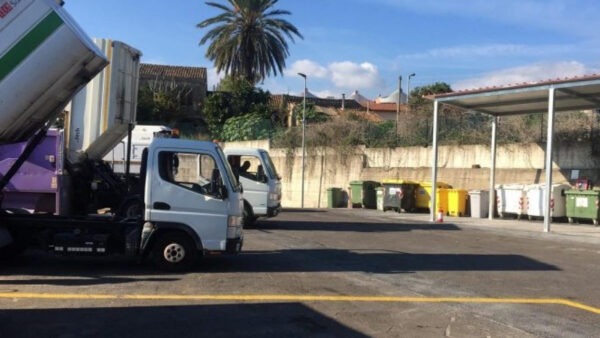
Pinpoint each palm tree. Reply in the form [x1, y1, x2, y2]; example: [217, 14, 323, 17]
[197, 0, 303, 85]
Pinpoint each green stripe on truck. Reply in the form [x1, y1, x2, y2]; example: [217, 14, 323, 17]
[0, 11, 64, 82]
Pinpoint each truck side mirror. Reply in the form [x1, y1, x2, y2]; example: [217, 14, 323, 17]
[210, 168, 228, 199]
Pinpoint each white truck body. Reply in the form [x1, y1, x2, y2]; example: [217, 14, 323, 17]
[224, 148, 282, 224]
[0, 0, 107, 143]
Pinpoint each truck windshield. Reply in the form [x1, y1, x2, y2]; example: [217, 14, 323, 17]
[217, 147, 241, 192]
[260, 151, 280, 180]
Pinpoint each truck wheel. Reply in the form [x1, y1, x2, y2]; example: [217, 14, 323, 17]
[152, 233, 197, 271]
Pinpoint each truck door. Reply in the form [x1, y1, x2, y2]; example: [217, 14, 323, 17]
[148, 150, 228, 251]
[235, 155, 269, 215]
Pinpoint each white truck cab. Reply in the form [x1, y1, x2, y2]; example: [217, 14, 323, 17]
[143, 138, 244, 266]
[224, 148, 282, 226]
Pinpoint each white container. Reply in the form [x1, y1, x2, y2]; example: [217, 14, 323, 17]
[525, 183, 571, 219]
[0, 0, 107, 143]
[469, 190, 489, 218]
[495, 184, 527, 219]
[66, 39, 142, 162]
[103, 125, 173, 174]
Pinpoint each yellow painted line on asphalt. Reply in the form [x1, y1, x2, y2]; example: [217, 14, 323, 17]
[0, 293, 599, 315]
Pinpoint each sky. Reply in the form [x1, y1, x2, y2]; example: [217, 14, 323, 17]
[64, 0, 600, 100]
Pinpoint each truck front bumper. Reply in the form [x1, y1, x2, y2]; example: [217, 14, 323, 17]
[267, 204, 282, 217]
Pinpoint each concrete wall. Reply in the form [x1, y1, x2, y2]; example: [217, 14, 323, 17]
[223, 140, 600, 208]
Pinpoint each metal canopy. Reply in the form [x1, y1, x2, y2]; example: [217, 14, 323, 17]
[433, 75, 600, 115]
[428, 74, 600, 232]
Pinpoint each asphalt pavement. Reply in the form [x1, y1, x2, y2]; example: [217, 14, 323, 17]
[383, 210, 600, 245]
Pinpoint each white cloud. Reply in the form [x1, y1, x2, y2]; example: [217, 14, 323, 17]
[402, 43, 572, 60]
[452, 61, 588, 91]
[285, 59, 385, 94]
[329, 61, 384, 89]
[286, 59, 329, 78]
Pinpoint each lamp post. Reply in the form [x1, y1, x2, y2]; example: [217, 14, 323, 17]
[407, 73, 416, 105]
[396, 75, 402, 136]
[298, 72, 307, 208]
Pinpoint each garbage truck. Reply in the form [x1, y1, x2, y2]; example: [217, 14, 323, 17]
[0, 0, 244, 270]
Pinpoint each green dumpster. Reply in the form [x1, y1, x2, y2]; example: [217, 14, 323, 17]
[565, 189, 600, 225]
[327, 187, 344, 208]
[349, 180, 380, 209]
[381, 179, 419, 212]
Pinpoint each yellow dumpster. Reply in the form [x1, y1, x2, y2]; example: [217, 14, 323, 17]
[448, 189, 469, 217]
[416, 181, 452, 211]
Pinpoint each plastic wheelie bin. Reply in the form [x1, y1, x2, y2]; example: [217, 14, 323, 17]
[349, 180, 380, 209]
[565, 189, 600, 225]
[416, 181, 452, 212]
[376, 187, 384, 211]
[381, 179, 419, 212]
[327, 187, 344, 208]
[469, 190, 490, 218]
[447, 189, 469, 217]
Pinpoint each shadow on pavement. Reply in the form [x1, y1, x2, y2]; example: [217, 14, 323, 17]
[202, 248, 560, 274]
[257, 219, 460, 232]
[0, 303, 367, 338]
[0, 247, 559, 284]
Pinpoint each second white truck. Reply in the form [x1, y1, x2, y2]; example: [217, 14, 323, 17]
[224, 148, 282, 226]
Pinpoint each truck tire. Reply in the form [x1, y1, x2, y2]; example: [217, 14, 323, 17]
[152, 232, 197, 271]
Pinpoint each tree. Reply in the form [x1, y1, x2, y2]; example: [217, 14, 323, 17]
[197, 0, 303, 84]
[136, 81, 192, 123]
[409, 82, 453, 107]
[202, 77, 273, 137]
[292, 102, 328, 124]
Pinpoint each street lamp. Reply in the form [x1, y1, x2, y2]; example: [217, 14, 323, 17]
[396, 75, 402, 136]
[407, 73, 416, 105]
[298, 72, 307, 208]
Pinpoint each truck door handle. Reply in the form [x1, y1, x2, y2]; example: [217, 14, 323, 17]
[153, 202, 171, 210]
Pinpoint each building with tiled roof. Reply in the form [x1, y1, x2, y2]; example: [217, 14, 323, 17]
[139, 63, 207, 117]
[270, 94, 383, 126]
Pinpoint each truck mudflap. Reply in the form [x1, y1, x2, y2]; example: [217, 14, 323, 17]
[226, 237, 243, 254]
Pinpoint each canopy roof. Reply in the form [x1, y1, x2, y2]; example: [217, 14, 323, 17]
[427, 73, 600, 232]
[431, 74, 600, 115]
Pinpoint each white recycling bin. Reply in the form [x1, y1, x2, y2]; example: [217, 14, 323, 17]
[495, 184, 527, 219]
[525, 183, 571, 220]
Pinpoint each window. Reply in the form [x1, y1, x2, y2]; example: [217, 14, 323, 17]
[158, 151, 221, 196]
